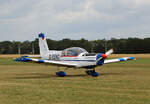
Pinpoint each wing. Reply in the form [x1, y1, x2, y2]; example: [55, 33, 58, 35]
[14, 56, 78, 67]
[104, 57, 135, 64]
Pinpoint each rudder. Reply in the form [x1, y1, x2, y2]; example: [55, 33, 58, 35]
[38, 33, 49, 58]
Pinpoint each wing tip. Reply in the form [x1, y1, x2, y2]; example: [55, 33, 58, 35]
[128, 57, 136, 60]
[118, 57, 136, 61]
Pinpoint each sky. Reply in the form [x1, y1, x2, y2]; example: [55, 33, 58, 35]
[0, 0, 150, 41]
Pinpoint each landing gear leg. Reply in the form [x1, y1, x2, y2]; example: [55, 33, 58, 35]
[85, 69, 91, 75]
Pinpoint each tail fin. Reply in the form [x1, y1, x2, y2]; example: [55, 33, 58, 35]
[38, 33, 49, 58]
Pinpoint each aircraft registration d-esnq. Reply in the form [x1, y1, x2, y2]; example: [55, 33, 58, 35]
[15, 33, 135, 77]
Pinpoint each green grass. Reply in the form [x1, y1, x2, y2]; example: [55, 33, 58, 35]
[0, 57, 150, 104]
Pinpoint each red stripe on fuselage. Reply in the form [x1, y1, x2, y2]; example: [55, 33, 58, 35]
[61, 56, 78, 57]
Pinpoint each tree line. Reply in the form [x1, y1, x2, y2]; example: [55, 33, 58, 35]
[0, 37, 150, 54]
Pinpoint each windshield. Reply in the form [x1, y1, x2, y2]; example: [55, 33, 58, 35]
[61, 47, 88, 56]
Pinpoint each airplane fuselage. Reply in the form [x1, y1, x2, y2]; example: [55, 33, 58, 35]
[43, 51, 97, 61]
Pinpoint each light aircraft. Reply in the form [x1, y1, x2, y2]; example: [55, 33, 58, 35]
[14, 33, 135, 77]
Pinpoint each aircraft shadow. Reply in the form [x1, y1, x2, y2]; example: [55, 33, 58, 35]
[13, 73, 88, 79]
[13, 72, 125, 79]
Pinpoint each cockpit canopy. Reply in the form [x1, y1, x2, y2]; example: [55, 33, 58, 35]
[61, 47, 88, 56]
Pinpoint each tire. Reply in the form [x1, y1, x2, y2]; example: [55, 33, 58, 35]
[56, 71, 66, 77]
[91, 71, 99, 77]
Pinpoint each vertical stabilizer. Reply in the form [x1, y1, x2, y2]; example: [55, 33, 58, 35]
[38, 33, 49, 58]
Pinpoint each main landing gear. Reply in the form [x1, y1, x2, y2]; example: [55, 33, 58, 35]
[85, 69, 99, 77]
[55, 67, 99, 77]
[56, 67, 67, 77]
[56, 71, 66, 77]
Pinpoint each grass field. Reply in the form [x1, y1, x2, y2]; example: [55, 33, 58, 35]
[0, 54, 150, 104]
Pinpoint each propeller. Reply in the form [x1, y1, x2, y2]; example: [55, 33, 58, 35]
[105, 49, 113, 56]
[96, 49, 114, 65]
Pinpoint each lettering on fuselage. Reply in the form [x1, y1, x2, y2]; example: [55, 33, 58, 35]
[49, 54, 60, 60]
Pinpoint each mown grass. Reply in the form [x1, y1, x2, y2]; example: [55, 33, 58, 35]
[0, 55, 150, 104]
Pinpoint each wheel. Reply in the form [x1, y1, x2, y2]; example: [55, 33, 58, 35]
[91, 71, 99, 77]
[56, 71, 66, 77]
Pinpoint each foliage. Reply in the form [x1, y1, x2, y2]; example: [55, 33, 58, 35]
[0, 38, 150, 54]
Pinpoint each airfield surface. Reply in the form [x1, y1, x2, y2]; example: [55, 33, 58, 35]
[0, 54, 150, 104]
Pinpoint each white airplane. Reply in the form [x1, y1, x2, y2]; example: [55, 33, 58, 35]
[15, 33, 135, 77]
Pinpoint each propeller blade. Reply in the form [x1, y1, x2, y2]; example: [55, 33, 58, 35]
[105, 49, 113, 56]
[96, 57, 103, 63]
